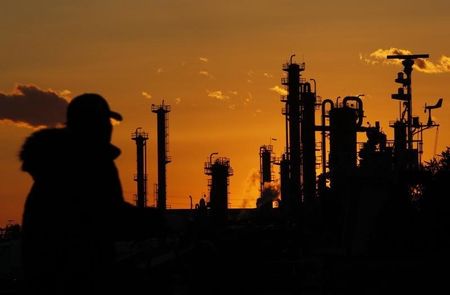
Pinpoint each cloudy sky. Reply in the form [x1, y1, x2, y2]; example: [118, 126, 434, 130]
[1, 0, 449, 225]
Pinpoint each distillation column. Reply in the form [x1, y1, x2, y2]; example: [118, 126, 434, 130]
[259, 145, 273, 195]
[329, 106, 357, 190]
[281, 57, 304, 211]
[132, 128, 149, 208]
[300, 82, 316, 204]
[204, 155, 233, 224]
[152, 101, 171, 210]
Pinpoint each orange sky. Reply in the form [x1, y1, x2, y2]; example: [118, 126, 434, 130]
[1, 0, 449, 225]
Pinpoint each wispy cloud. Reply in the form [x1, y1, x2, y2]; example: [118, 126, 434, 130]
[229, 90, 238, 96]
[228, 104, 236, 110]
[199, 57, 209, 63]
[415, 56, 450, 73]
[141, 91, 152, 99]
[156, 67, 163, 74]
[199, 70, 214, 79]
[263, 72, 273, 78]
[175, 97, 182, 104]
[244, 92, 253, 105]
[0, 84, 69, 128]
[59, 89, 72, 100]
[361, 48, 450, 73]
[207, 90, 229, 100]
[269, 85, 288, 96]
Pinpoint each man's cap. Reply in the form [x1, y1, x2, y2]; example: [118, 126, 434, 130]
[67, 93, 122, 125]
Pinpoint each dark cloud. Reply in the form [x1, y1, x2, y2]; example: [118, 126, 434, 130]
[0, 85, 69, 128]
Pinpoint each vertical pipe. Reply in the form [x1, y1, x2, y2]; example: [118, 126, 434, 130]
[402, 59, 414, 150]
[280, 154, 290, 205]
[286, 63, 301, 207]
[285, 107, 289, 157]
[321, 99, 334, 176]
[157, 110, 166, 210]
[300, 83, 316, 204]
[260, 146, 263, 195]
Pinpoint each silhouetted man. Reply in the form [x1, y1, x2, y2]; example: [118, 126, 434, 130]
[20, 94, 161, 294]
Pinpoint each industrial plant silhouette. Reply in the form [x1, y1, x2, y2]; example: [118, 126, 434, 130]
[1, 54, 449, 294]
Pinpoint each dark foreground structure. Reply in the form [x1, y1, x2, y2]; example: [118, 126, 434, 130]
[1, 54, 449, 294]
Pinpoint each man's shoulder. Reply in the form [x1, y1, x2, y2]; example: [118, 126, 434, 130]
[20, 128, 70, 172]
[23, 127, 68, 146]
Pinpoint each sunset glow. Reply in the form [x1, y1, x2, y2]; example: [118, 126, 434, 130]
[1, 0, 449, 225]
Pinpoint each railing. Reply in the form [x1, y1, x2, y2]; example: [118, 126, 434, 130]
[282, 62, 306, 71]
[151, 104, 171, 112]
[281, 77, 305, 85]
[131, 131, 149, 139]
[389, 120, 404, 127]
[133, 174, 148, 181]
[315, 96, 322, 105]
[315, 142, 321, 152]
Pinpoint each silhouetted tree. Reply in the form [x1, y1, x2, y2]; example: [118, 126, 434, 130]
[421, 147, 450, 253]
[424, 147, 450, 175]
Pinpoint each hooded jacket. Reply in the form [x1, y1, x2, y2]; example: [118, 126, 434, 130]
[20, 127, 125, 293]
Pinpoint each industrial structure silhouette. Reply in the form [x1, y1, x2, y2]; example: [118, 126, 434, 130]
[1, 54, 448, 294]
[121, 53, 447, 294]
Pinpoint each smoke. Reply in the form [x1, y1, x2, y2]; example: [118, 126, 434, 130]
[264, 183, 280, 198]
[241, 169, 259, 208]
[242, 168, 281, 209]
[256, 181, 281, 209]
[244, 169, 259, 195]
[360, 48, 450, 73]
[259, 182, 281, 206]
[0, 84, 69, 128]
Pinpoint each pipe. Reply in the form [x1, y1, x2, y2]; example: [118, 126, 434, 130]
[310, 79, 316, 94]
[210, 152, 219, 164]
[285, 104, 289, 157]
[342, 96, 364, 128]
[303, 82, 311, 93]
[321, 99, 334, 176]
